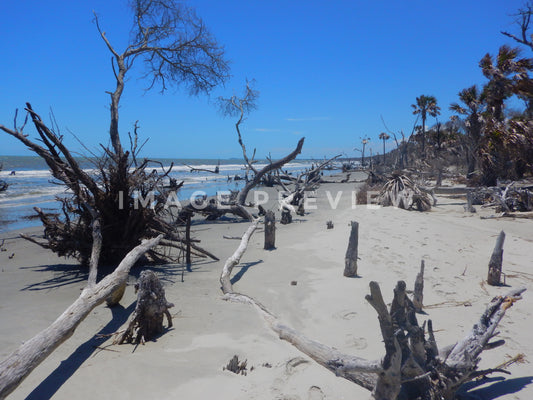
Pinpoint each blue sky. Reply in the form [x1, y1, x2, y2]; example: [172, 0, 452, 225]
[0, 0, 527, 159]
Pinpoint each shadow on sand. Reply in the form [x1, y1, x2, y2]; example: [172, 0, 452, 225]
[230, 260, 263, 286]
[25, 302, 136, 400]
[458, 375, 533, 399]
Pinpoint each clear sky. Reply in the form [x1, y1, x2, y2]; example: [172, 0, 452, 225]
[0, 0, 527, 159]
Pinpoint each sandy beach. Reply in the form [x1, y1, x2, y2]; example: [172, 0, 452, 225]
[0, 176, 532, 400]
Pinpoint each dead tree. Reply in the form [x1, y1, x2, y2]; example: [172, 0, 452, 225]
[413, 260, 425, 312]
[343, 221, 359, 277]
[0, 0, 229, 268]
[115, 270, 174, 344]
[0, 234, 162, 399]
[219, 222, 527, 399]
[487, 230, 506, 286]
[218, 81, 305, 213]
[264, 210, 276, 250]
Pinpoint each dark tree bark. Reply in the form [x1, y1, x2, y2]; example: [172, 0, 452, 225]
[280, 209, 292, 225]
[116, 270, 174, 344]
[413, 260, 424, 312]
[264, 210, 276, 250]
[487, 230, 506, 286]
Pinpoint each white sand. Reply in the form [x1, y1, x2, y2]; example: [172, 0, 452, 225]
[0, 178, 532, 399]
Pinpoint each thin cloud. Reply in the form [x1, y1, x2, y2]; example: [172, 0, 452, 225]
[285, 116, 330, 122]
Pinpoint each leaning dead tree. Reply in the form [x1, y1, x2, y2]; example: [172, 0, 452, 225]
[216, 81, 305, 218]
[0, 0, 229, 268]
[0, 227, 162, 399]
[220, 221, 526, 399]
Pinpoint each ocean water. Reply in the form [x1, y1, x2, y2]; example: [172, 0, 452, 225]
[0, 156, 318, 233]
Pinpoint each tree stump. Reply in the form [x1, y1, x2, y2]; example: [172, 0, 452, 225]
[116, 270, 174, 344]
[487, 231, 505, 286]
[412, 260, 424, 313]
[264, 210, 276, 250]
[343, 221, 359, 277]
[281, 209, 292, 224]
[326, 220, 334, 229]
[464, 190, 476, 213]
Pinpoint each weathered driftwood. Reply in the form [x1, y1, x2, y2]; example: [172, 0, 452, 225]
[0, 235, 162, 399]
[264, 210, 276, 250]
[219, 224, 526, 399]
[471, 184, 533, 213]
[487, 230, 506, 286]
[220, 220, 259, 294]
[378, 174, 433, 211]
[343, 221, 359, 277]
[236, 138, 305, 207]
[413, 260, 425, 312]
[115, 270, 174, 344]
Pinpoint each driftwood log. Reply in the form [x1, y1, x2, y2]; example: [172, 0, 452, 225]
[115, 270, 174, 344]
[219, 221, 526, 400]
[264, 210, 276, 250]
[343, 221, 359, 277]
[0, 235, 162, 399]
[487, 230, 506, 286]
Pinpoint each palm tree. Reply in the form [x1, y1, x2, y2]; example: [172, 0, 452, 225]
[379, 132, 390, 163]
[479, 45, 533, 121]
[450, 85, 485, 177]
[411, 95, 441, 156]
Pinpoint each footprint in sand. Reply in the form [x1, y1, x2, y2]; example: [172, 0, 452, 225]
[307, 386, 325, 400]
[345, 334, 368, 350]
[333, 310, 358, 320]
[285, 357, 310, 375]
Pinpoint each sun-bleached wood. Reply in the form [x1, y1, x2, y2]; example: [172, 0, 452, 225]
[0, 236, 162, 399]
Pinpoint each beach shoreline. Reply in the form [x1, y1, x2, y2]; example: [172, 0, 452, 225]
[0, 175, 532, 399]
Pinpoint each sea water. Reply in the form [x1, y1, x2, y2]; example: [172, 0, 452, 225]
[0, 156, 319, 233]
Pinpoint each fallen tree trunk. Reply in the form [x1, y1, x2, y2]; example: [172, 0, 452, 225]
[220, 220, 259, 294]
[0, 235, 162, 399]
[219, 222, 526, 399]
